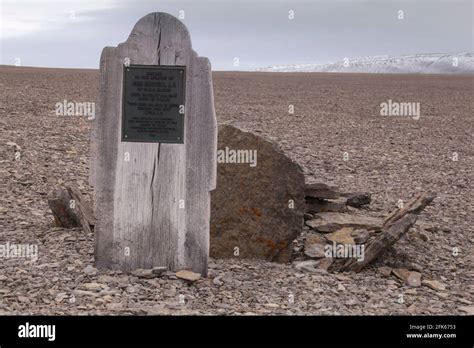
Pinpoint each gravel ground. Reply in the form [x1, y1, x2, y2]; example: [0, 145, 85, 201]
[0, 66, 472, 315]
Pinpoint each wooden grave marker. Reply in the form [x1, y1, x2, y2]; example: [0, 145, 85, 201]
[90, 12, 217, 275]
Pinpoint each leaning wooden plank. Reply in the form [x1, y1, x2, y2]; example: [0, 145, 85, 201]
[383, 192, 436, 226]
[342, 191, 436, 272]
[48, 184, 95, 234]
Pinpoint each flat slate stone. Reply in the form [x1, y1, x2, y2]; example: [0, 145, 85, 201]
[305, 183, 340, 200]
[325, 227, 356, 245]
[210, 124, 305, 262]
[176, 270, 201, 282]
[306, 212, 382, 233]
[422, 279, 447, 291]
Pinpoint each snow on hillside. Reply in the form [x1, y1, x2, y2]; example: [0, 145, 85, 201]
[260, 53, 473, 74]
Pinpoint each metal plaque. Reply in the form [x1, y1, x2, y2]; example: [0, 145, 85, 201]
[122, 65, 185, 143]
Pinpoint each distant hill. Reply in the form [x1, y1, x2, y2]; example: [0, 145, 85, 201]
[260, 53, 473, 74]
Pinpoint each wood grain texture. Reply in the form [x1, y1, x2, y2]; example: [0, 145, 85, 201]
[90, 13, 217, 275]
[48, 184, 95, 233]
[342, 191, 436, 272]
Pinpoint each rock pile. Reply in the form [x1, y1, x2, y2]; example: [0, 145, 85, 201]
[295, 184, 436, 274]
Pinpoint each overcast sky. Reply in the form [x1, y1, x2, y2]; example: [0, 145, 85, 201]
[0, 0, 472, 70]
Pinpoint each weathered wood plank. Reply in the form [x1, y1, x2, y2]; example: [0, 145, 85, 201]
[90, 13, 217, 275]
[48, 184, 95, 234]
[342, 191, 436, 272]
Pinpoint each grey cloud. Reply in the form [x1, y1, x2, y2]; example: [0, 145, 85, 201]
[1, 0, 472, 70]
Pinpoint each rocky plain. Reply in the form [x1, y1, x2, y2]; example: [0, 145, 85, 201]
[0, 66, 472, 315]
